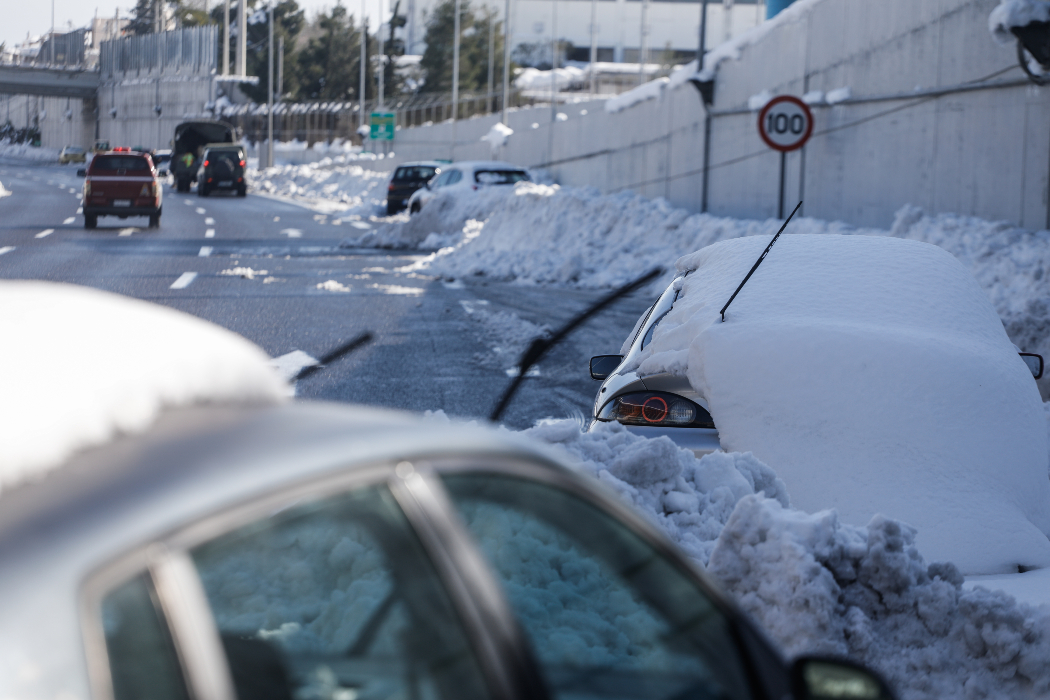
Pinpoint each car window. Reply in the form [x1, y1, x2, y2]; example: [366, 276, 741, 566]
[442, 474, 753, 700]
[431, 171, 452, 188]
[394, 166, 437, 181]
[474, 170, 529, 185]
[636, 286, 679, 352]
[101, 573, 193, 700]
[445, 169, 463, 186]
[92, 156, 151, 171]
[189, 484, 491, 700]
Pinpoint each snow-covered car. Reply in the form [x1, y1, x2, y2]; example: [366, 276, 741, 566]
[386, 160, 443, 214]
[0, 281, 896, 700]
[590, 234, 1050, 574]
[407, 160, 530, 214]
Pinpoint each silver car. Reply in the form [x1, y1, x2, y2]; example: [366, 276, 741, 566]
[0, 401, 892, 700]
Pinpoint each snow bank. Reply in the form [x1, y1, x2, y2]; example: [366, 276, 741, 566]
[524, 419, 1050, 700]
[249, 161, 390, 216]
[636, 235, 1050, 574]
[0, 141, 60, 163]
[480, 122, 514, 152]
[515, 65, 588, 92]
[0, 282, 286, 493]
[989, 0, 1050, 44]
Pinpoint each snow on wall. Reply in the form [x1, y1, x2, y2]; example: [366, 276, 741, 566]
[635, 234, 1050, 575]
[0, 282, 287, 493]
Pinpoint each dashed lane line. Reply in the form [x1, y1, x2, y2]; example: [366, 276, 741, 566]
[199, 246, 213, 257]
[35, 229, 54, 239]
[170, 272, 198, 289]
[76, 207, 83, 214]
[196, 207, 206, 214]
[63, 217, 75, 224]
[205, 228, 215, 238]
[204, 217, 215, 225]
[0, 246, 15, 256]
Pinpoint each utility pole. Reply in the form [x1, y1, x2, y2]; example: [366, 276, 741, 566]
[487, 5, 495, 113]
[589, 0, 597, 95]
[277, 35, 284, 100]
[501, 0, 511, 124]
[359, 0, 367, 132]
[223, 0, 230, 75]
[267, 2, 274, 167]
[550, 0, 557, 121]
[452, 0, 461, 121]
[378, 0, 385, 110]
[50, 0, 55, 66]
[237, 0, 247, 76]
[639, 0, 648, 85]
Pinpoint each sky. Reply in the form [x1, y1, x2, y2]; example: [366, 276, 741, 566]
[2, 0, 391, 49]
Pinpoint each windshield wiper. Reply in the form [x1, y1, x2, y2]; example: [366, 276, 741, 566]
[291, 331, 375, 383]
[490, 267, 663, 422]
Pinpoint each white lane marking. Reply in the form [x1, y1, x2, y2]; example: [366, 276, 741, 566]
[273, 216, 280, 222]
[63, 217, 75, 224]
[184, 200, 192, 205]
[170, 272, 198, 289]
[0, 246, 15, 255]
[35, 229, 55, 238]
[205, 228, 215, 238]
[351, 221, 371, 230]
[204, 217, 215, 225]
[505, 366, 542, 378]
[199, 246, 213, 257]
[280, 228, 303, 238]
[270, 349, 319, 382]
[195, 207, 206, 214]
[76, 207, 83, 214]
[68, 188, 76, 194]
[118, 228, 137, 236]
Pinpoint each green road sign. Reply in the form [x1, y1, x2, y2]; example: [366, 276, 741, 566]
[370, 112, 395, 141]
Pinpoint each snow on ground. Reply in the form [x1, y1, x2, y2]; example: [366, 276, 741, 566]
[248, 161, 390, 216]
[0, 142, 61, 163]
[634, 234, 1050, 575]
[524, 419, 1050, 700]
[0, 282, 286, 494]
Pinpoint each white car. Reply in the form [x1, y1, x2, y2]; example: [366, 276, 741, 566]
[407, 160, 530, 214]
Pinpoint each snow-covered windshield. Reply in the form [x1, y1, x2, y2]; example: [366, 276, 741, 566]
[474, 170, 529, 185]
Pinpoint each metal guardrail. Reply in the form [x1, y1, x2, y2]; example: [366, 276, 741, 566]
[100, 25, 217, 79]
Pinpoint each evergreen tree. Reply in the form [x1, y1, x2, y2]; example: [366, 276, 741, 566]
[419, 0, 505, 95]
[295, 3, 372, 101]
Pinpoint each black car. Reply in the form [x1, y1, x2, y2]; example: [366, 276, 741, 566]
[197, 143, 247, 197]
[387, 161, 443, 214]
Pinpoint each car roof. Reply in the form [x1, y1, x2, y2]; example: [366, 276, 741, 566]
[448, 161, 527, 171]
[395, 161, 444, 168]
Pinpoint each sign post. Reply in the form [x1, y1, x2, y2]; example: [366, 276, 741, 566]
[757, 95, 812, 219]
[370, 111, 396, 143]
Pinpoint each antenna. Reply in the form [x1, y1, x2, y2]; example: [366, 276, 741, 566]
[719, 200, 802, 322]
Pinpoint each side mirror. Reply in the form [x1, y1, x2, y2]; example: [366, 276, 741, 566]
[76, 168, 87, 177]
[590, 355, 624, 381]
[1020, 352, 1044, 380]
[791, 656, 896, 700]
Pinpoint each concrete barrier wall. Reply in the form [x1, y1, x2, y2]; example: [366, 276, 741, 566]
[385, 0, 1050, 232]
[96, 77, 213, 152]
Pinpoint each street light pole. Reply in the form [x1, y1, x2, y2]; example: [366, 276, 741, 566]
[589, 0, 597, 95]
[487, 4, 495, 113]
[452, 0, 461, 121]
[378, 0, 385, 110]
[501, 0, 511, 124]
[223, 0, 230, 75]
[267, 2, 274, 167]
[360, 0, 367, 132]
[550, 0, 557, 122]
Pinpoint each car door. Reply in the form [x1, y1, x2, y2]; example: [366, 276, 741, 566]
[82, 458, 779, 700]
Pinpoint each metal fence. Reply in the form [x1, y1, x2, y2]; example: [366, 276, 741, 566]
[100, 26, 218, 79]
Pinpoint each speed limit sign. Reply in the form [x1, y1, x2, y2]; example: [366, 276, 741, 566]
[758, 96, 813, 152]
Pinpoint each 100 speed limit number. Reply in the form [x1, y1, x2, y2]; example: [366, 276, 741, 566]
[757, 95, 813, 152]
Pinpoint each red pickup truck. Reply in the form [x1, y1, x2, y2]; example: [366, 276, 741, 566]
[82, 150, 162, 229]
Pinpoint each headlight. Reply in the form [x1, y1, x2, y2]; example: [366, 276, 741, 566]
[597, 391, 715, 429]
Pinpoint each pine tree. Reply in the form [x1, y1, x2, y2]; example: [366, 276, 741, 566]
[419, 0, 505, 95]
[295, 3, 372, 101]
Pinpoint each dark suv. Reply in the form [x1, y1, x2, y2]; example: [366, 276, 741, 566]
[81, 150, 162, 229]
[387, 161, 443, 214]
[197, 143, 247, 197]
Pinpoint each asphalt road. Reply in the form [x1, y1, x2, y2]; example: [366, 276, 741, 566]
[0, 161, 652, 428]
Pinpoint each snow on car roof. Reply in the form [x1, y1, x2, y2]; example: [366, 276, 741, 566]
[634, 233, 1050, 575]
[0, 282, 287, 495]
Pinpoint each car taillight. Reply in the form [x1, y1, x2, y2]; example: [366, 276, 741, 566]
[388, 183, 395, 191]
[239, 159, 246, 167]
[203, 160, 209, 167]
[597, 391, 715, 428]
[84, 179, 91, 197]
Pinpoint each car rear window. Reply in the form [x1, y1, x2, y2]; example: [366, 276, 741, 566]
[394, 166, 437, 181]
[92, 156, 151, 171]
[475, 169, 529, 185]
[207, 149, 243, 159]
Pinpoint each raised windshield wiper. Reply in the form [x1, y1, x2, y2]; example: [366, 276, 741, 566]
[720, 200, 802, 322]
[291, 331, 375, 383]
[490, 267, 664, 422]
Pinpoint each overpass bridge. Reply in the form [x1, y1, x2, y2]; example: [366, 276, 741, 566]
[0, 64, 99, 99]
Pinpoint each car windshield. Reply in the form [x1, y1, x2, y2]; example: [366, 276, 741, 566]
[91, 156, 150, 171]
[474, 169, 529, 185]
[394, 166, 437, 181]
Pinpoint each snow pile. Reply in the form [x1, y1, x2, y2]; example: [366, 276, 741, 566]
[634, 235, 1050, 574]
[348, 189, 509, 250]
[0, 181, 10, 198]
[480, 122, 514, 152]
[524, 419, 1050, 700]
[826, 86, 852, 104]
[989, 0, 1050, 44]
[461, 300, 551, 372]
[515, 65, 588, 92]
[0, 282, 286, 493]
[747, 89, 773, 111]
[249, 162, 390, 216]
[0, 141, 61, 163]
[605, 78, 670, 113]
